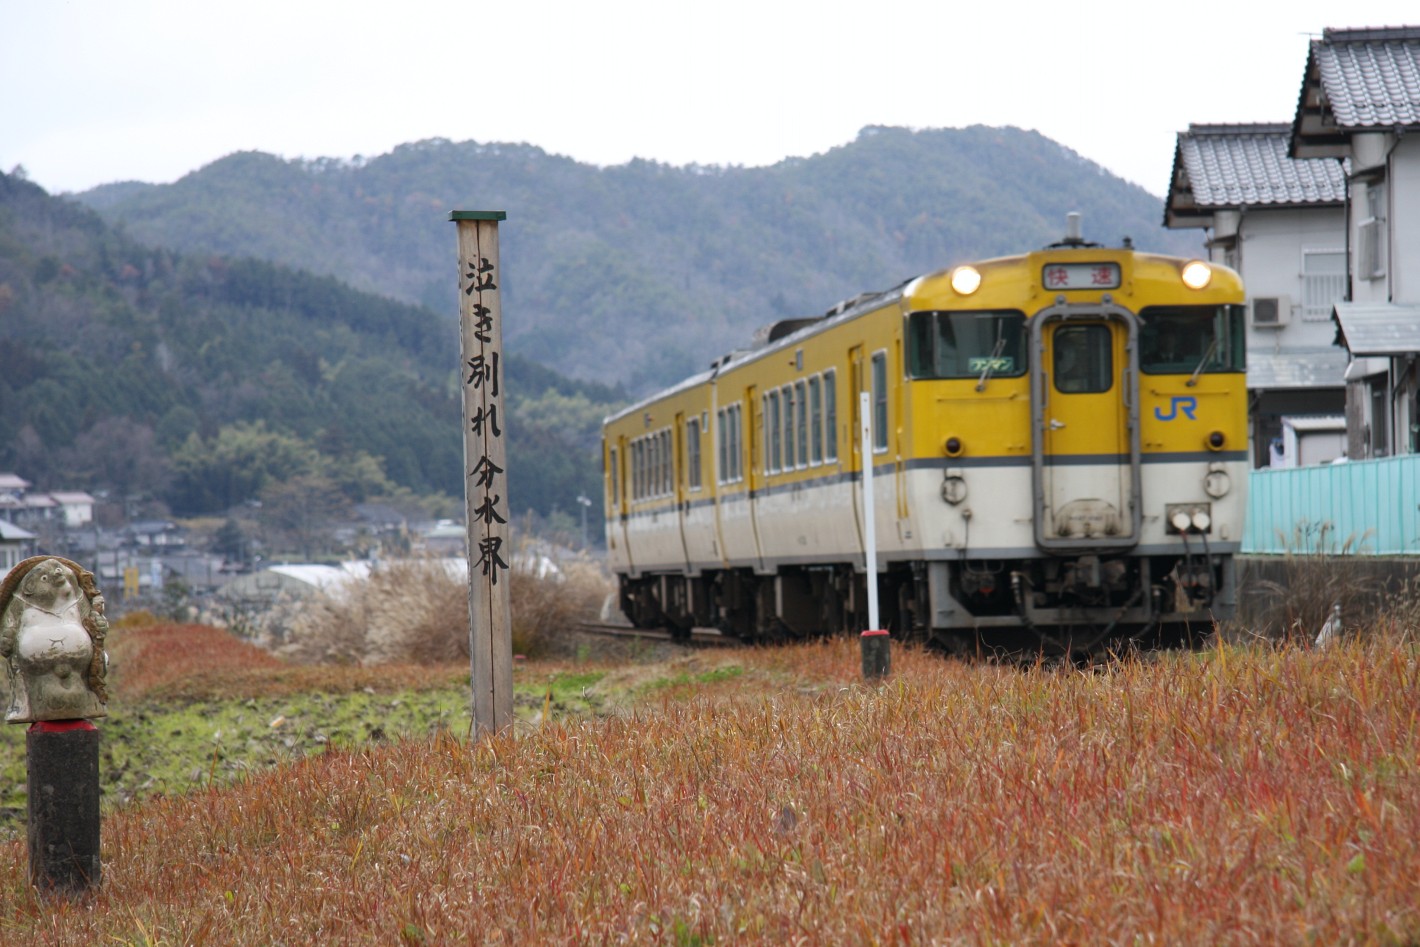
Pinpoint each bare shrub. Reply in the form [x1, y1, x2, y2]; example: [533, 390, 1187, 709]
[1242, 554, 1383, 644]
[1238, 528, 1420, 645]
[509, 557, 610, 658]
[280, 554, 612, 665]
[1375, 575, 1420, 641]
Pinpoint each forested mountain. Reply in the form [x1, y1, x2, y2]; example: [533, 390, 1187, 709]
[0, 172, 622, 525]
[79, 125, 1200, 393]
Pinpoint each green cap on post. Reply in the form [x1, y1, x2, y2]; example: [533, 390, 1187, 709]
[449, 211, 507, 221]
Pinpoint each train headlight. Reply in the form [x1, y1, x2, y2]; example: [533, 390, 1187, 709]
[1206, 430, 1226, 451]
[941, 473, 967, 505]
[1181, 260, 1212, 290]
[951, 266, 982, 295]
[944, 436, 964, 457]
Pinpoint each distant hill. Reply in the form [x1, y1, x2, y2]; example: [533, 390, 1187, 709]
[0, 172, 622, 525]
[78, 126, 1200, 393]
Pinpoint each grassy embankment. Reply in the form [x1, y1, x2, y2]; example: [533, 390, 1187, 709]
[2, 621, 1418, 944]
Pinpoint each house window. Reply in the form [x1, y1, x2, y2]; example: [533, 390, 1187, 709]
[1302, 250, 1347, 321]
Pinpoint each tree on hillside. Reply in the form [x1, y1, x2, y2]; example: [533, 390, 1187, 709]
[257, 474, 353, 560]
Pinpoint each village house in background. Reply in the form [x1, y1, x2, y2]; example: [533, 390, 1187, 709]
[0, 519, 35, 575]
[1223, 25, 1420, 556]
[1169, 26, 1420, 471]
[0, 473, 97, 530]
[1, 468, 510, 627]
[1291, 25, 1420, 460]
[1165, 124, 1350, 466]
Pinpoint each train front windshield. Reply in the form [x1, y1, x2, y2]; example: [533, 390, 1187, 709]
[908, 310, 1028, 379]
[1139, 305, 1246, 376]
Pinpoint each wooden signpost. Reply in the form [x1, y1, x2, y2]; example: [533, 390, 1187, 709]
[451, 211, 513, 739]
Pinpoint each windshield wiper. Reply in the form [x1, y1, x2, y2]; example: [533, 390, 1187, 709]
[1186, 337, 1220, 387]
[975, 337, 1007, 392]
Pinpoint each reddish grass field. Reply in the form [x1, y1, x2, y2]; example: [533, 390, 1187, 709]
[108, 623, 466, 700]
[3, 628, 1417, 944]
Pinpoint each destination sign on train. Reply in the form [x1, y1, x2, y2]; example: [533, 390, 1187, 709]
[1042, 262, 1121, 290]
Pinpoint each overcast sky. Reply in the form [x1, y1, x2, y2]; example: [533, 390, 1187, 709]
[4, 1, 1417, 198]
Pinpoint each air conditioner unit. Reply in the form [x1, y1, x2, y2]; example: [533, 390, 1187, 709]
[1250, 295, 1290, 329]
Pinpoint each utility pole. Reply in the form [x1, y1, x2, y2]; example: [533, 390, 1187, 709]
[576, 495, 592, 549]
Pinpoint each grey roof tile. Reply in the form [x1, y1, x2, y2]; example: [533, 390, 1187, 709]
[1315, 27, 1420, 128]
[1333, 301, 1420, 355]
[1247, 347, 1349, 390]
[1177, 124, 1347, 207]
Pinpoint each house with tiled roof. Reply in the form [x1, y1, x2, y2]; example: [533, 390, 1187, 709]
[1165, 123, 1350, 466]
[0, 519, 36, 577]
[47, 491, 96, 528]
[1291, 25, 1420, 458]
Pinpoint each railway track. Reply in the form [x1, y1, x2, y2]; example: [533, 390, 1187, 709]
[573, 622, 742, 648]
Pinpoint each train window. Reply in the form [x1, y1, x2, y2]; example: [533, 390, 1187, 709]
[717, 410, 727, 484]
[779, 388, 790, 471]
[809, 376, 823, 464]
[871, 351, 889, 452]
[718, 406, 741, 484]
[687, 419, 701, 490]
[907, 310, 1027, 379]
[728, 405, 742, 482]
[662, 430, 672, 496]
[609, 446, 619, 506]
[768, 391, 782, 473]
[795, 381, 808, 467]
[658, 433, 667, 496]
[632, 440, 643, 500]
[1139, 305, 1246, 376]
[1053, 324, 1112, 394]
[824, 370, 838, 461]
[652, 434, 660, 497]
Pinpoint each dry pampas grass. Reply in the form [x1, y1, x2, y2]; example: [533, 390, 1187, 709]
[280, 554, 611, 665]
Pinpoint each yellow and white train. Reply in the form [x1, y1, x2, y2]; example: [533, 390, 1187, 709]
[602, 218, 1247, 655]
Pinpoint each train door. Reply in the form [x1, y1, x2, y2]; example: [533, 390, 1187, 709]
[611, 434, 633, 570]
[744, 385, 766, 572]
[674, 412, 691, 571]
[1029, 306, 1141, 550]
[847, 344, 867, 556]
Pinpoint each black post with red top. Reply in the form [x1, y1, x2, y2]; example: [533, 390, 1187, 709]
[27, 719, 102, 892]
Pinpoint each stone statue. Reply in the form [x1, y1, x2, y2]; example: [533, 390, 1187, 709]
[0, 557, 109, 723]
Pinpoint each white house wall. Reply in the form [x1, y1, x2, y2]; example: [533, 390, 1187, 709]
[1390, 136, 1420, 305]
[1238, 206, 1347, 350]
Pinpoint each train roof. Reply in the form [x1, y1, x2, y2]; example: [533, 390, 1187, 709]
[604, 230, 1230, 426]
[602, 276, 919, 426]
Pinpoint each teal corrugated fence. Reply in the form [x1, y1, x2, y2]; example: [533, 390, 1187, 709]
[1243, 455, 1420, 556]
